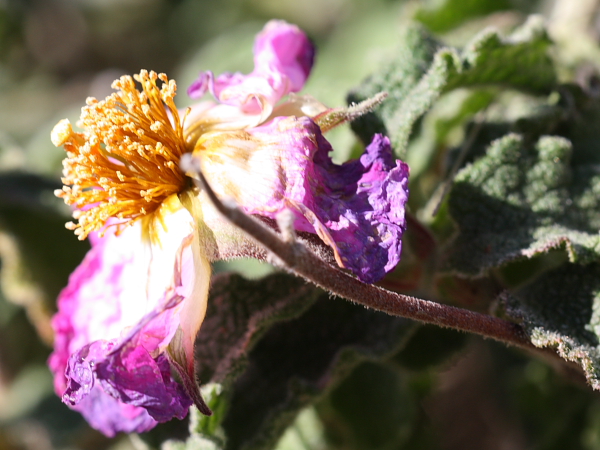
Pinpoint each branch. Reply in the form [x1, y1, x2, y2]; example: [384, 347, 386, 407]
[180, 156, 539, 352]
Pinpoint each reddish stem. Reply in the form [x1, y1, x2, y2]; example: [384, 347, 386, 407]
[182, 155, 535, 352]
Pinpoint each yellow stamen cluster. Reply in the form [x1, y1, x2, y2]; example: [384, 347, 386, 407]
[52, 70, 189, 240]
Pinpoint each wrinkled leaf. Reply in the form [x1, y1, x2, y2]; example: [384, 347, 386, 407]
[348, 16, 555, 157]
[504, 263, 600, 389]
[220, 295, 415, 450]
[322, 362, 417, 450]
[178, 274, 416, 449]
[195, 273, 322, 387]
[415, 0, 512, 33]
[444, 134, 600, 275]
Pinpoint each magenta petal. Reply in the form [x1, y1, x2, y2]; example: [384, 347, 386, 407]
[49, 212, 200, 436]
[187, 20, 314, 110]
[49, 236, 108, 397]
[187, 71, 213, 100]
[96, 348, 191, 422]
[73, 387, 157, 437]
[204, 116, 409, 282]
[253, 20, 315, 93]
[311, 134, 410, 282]
[61, 315, 192, 433]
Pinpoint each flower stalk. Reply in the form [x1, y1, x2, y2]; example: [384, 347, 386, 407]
[181, 154, 540, 353]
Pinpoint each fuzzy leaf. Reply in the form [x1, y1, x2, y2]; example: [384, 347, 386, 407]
[505, 263, 600, 389]
[323, 362, 417, 450]
[415, 0, 512, 33]
[219, 295, 415, 450]
[348, 16, 556, 157]
[195, 273, 321, 387]
[444, 134, 600, 275]
[393, 325, 468, 371]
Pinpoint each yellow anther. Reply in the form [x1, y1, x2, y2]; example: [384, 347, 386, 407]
[54, 70, 188, 240]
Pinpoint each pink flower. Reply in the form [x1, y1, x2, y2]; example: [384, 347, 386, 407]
[49, 203, 205, 436]
[49, 20, 409, 436]
[188, 20, 314, 113]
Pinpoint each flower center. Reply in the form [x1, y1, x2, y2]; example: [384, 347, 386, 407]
[53, 70, 189, 240]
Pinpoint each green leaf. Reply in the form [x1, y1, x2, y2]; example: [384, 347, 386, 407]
[191, 385, 229, 439]
[404, 88, 495, 184]
[393, 325, 467, 371]
[415, 0, 512, 33]
[322, 362, 418, 450]
[444, 134, 600, 275]
[195, 273, 322, 387]
[273, 407, 326, 450]
[348, 16, 556, 157]
[162, 435, 223, 450]
[347, 25, 443, 156]
[219, 296, 415, 450]
[504, 263, 600, 390]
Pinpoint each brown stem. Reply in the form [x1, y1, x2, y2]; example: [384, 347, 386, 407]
[181, 154, 536, 352]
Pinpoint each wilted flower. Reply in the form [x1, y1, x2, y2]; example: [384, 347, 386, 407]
[48, 20, 409, 436]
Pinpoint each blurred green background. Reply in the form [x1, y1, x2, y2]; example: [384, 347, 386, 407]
[2, 0, 600, 449]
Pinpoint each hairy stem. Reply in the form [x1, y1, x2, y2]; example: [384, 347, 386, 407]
[181, 155, 537, 352]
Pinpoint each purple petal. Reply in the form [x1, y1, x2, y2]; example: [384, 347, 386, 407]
[73, 387, 157, 437]
[61, 340, 158, 437]
[187, 71, 213, 100]
[96, 348, 191, 422]
[253, 20, 315, 93]
[49, 205, 204, 436]
[198, 117, 409, 282]
[61, 309, 192, 430]
[312, 134, 409, 282]
[187, 20, 315, 111]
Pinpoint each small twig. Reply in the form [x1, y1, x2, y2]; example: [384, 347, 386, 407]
[180, 154, 535, 352]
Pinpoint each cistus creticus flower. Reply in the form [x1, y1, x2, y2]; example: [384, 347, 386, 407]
[48, 20, 410, 437]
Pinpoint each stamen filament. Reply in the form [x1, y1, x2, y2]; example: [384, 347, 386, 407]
[52, 70, 189, 240]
